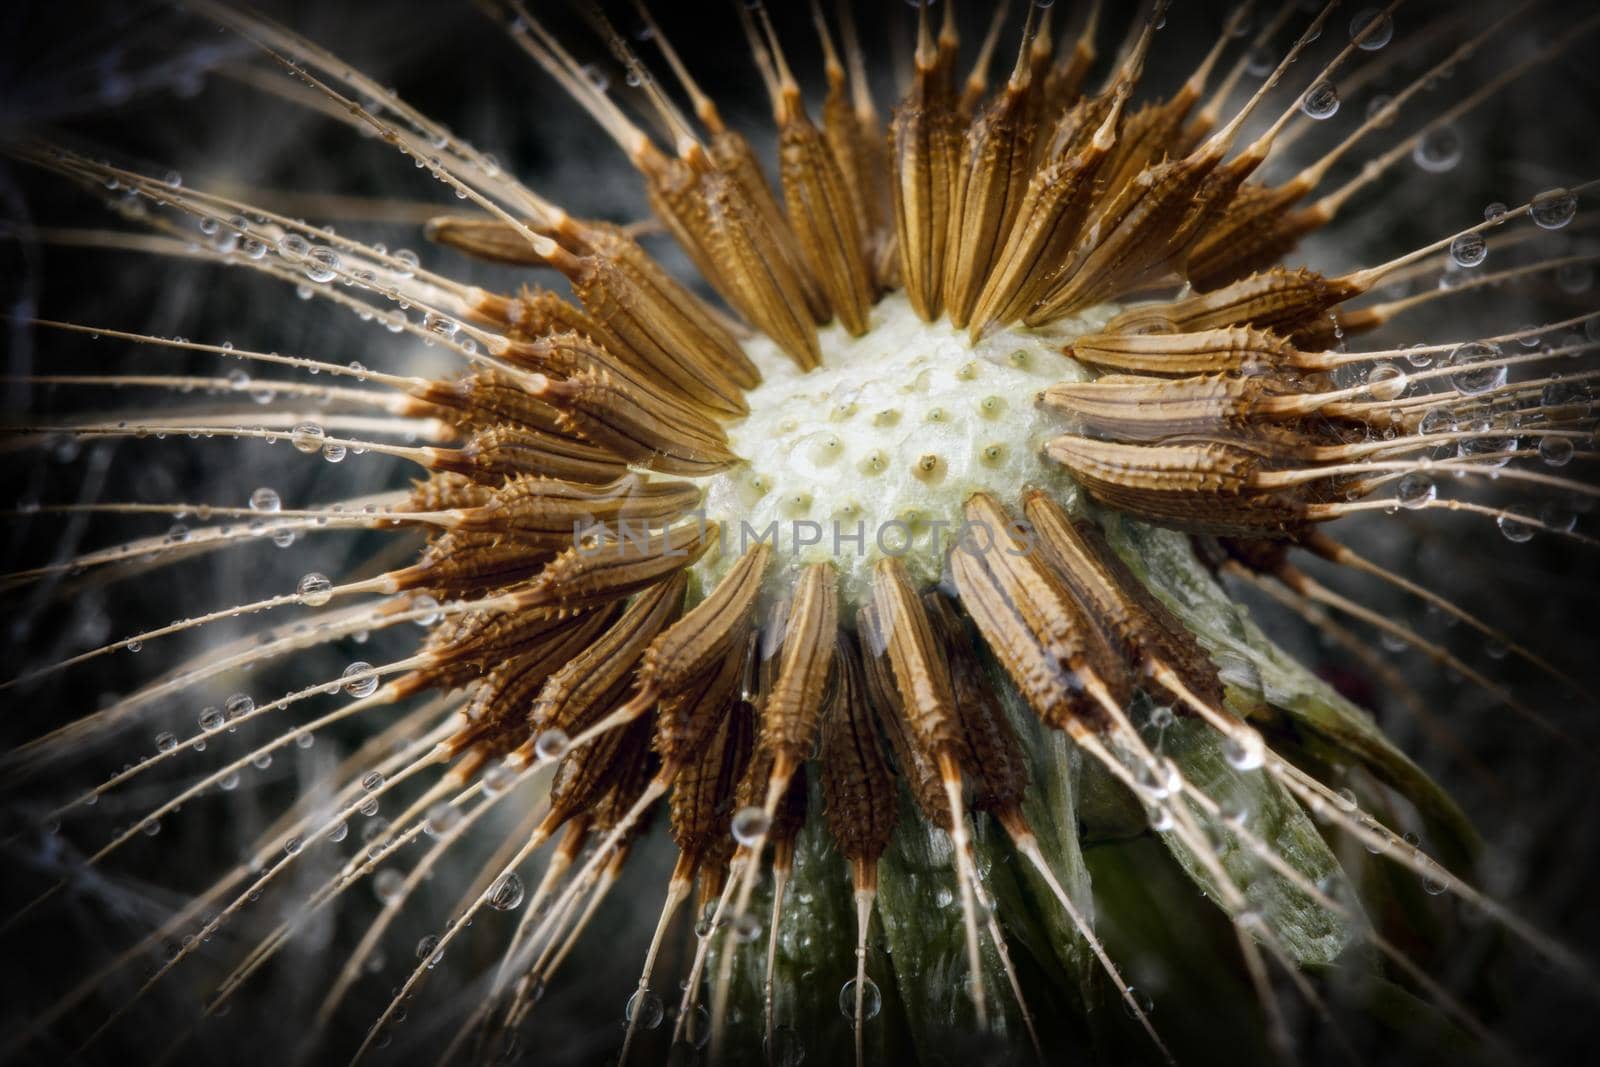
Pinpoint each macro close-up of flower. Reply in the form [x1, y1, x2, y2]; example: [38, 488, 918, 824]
[3, 1, 1600, 1064]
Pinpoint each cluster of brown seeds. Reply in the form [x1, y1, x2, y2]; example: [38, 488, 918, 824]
[3, 1, 1599, 1065]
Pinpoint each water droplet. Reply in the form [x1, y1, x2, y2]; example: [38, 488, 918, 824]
[284, 834, 304, 855]
[290, 421, 325, 453]
[166, 523, 190, 543]
[412, 594, 442, 626]
[126, 639, 142, 653]
[362, 771, 386, 792]
[1530, 187, 1577, 230]
[343, 661, 378, 697]
[1222, 732, 1265, 771]
[155, 731, 178, 753]
[731, 806, 770, 846]
[481, 762, 517, 798]
[321, 440, 348, 464]
[303, 247, 340, 283]
[277, 233, 310, 260]
[329, 820, 349, 843]
[1422, 874, 1447, 896]
[249, 487, 281, 513]
[1539, 436, 1575, 467]
[1413, 125, 1462, 173]
[487, 871, 525, 911]
[225, 693, 254, 720]
[626, 989, 664, 1030]
[1449, 232, 1486, 268]
[1365, 362, 1408, 401]
[580, 63, 610, 92]
[1497, 508, 1536, 543]
[1349, 8, 1393, 49]
[1300, 81, 1339, 120]
[1448, 341, 1506, 396]
[1122, 985, 1156, 1018]
[839, 977, 881, 1021]
[297, 572, 334, 606]
[392, 248, 419, 277]
[1483, 201, 1509, 224]
[199, 707, 225, 731]
[534, 728, 570, 761]
[1396, 473, 1436, 509]
[416, 935, 444, 968]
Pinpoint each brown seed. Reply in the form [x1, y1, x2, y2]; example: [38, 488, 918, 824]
[954, 493, 1131, 726]
[670, 696, 756, 863]
[532, 368, 738, 477]
[654, 634, 748, 775]
[1022, 492, 1227, 713]
[518, 520, 714, 612]
[888, 16, 961, 322]
[445, 607, 621, 760]
[857, 601, 949, 826]
[756, 563, 839, 772]
[818, 632, 900, 869]
[1100, 266, 1364, 338]
[868, 557, 963, 760]
[1043, 435, 1312, 535]
[639, 544, 773, 705]
[449, 474, 702, 550]
[392, 530, 554, 600]
[528, 572, 686, 743]
[409, 371, 567, 438]
[423, 423, 630, 487]
[922, 591, 1030, 814]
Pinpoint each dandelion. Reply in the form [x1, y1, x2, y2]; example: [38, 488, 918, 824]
[3, 3, 1599, 1065]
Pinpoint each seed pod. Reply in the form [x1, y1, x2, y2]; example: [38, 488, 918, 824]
[504, 284, 628, 351]
[857, 601, 949, 825]
[548, 709, 648, 827]
[592, 715, 662, 837]
[1022, 492, 1226, 712]
[409, 371, 568, 437]
[405, 472, 493, 514]
[922, 592, 1029, 814]
[422, 604, 591, 684]
[1065, 326, 1307, 378]
[955, 493, 1131, 725]
[1101, 266, 1364, 338]
[888, 28, 961, 322]
[1187, 183, 1322, 292]
[533, 369, 738, 477]
[941, 62, 1037, 328]
[757, 563, 839, 769]
[424, 426, 643, 488]
[819, 633, 899, 870]
[966, 106, 1114, 334]
[639, 544, 773, 704]
[529, 573, 687, 738]
[450, 475, 702, 549]
[501, 331, 741, 429]
[393, 530, 553, 599]
[670, 697, 756, 862]
[1044, 435, 1312, 535]
[563, 218, 760, 396]
[869, 557, 963, 760]
[654, 635, 747, 773]
[776, 87, 875, 336]
[692, 159, 824, 369]
[1040, 373, 1315, 444]
[447, 607, 620, 758]
[517, 519, 711, 613]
